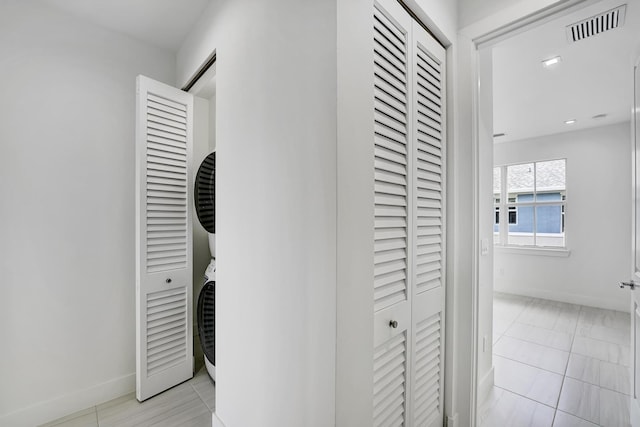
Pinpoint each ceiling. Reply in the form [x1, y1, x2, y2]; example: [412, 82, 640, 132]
[41, 0, 211, 51]
[39, 0, 639, 142]
[492, 0, 640, 143]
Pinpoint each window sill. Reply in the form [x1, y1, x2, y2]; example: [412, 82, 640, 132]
[494, 245, 571, 257]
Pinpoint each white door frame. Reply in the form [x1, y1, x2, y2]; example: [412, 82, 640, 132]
[629, 56, 640, 426]
[459, 1, 593, 425]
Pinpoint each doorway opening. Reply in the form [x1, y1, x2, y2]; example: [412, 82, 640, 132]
[474, 0, 637, 424]
[187, 61, 218, 377]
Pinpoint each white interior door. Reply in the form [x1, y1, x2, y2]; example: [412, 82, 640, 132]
[372, 2, 412, 423]
[372, 0, 446, 424]
[409, 21, 446, 427]
[135, 75, 194, 401]
[631, 59, 640, 426]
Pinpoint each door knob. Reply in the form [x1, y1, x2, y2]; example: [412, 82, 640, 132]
[620, 281, 635, 290]
[166, 278, 172, 284]
[389, 320, 398, 328]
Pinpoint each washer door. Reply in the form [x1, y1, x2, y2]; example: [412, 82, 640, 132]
[194, 152, 215, 233]
[197, 281, 216, 364]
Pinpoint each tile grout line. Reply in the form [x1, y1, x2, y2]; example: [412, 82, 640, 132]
[489, 297, 531, 361]
[190, 380, 215, 413]
[491, 384, 557, 410]
[498, 296, 533, 342]
[551, 303, 583, 426]
[493, 353, 566, 376]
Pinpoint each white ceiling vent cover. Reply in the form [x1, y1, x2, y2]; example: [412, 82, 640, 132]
[566, 4, 626, 42]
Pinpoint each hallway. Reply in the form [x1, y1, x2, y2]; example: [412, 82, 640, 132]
[479, 293, 631, 426]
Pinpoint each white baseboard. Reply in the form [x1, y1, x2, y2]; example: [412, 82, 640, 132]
[494, 284, 629, 312]
[477, 366, 495, 405]
[0, 373, 135, 427]
[213, 412, 226, 427]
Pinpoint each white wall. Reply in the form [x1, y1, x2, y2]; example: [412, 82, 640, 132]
[494, 123, 631, 312]
[0, 2, 175, 425]
[335, 0, 375, 424]
[177, 1, 337, 426]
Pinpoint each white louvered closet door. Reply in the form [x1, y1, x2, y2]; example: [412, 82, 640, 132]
[410, 23, 446, 427]
[372, 0, 446, 425]
[135, 75, 194, 402]
[372, 1, 412, 425]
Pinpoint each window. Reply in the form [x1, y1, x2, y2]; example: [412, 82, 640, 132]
[494, 205, 517, 225]
[493, 159, 566, 248]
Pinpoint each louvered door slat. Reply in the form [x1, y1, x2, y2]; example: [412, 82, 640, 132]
[417, 169, 441, 184]
[417, 132, 443, 151]
[148, 120, 187, 137]
[376, 182, 408, 199]
[147, 99, 186, 116]
[148, 113, 187, 129]
[416, 101, 442, 126]
[375, 87, 407, 117]
[148, 134, 187, 150]
[147, 93, 187, 112]
[417, 50, 441, 81]
[375, 59, 407, 95]
[374, 16, 406, 54]
[374, 75, 407, 106]
[375, 99, 408, 126]
[136, 75, 193, 402]
[416, 121, 442, 141]
[417, 149, 442, 166]
[417, 111, 442, 133]
[148, 106, 186, 122]
[416, 93, 442, 116]
[416, 68, 441, 96]
[148, 128, 188, 144]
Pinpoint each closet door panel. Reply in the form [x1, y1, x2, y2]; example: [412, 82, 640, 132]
[135, 75, 194, 401]
[371, 1, 447, 424]
[410, 24, 446, 427]
[373, 0, 413, 424]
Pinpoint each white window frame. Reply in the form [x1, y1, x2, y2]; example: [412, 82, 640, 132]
[494, 159, 568, 251]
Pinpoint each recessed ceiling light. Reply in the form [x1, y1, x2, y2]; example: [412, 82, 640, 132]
[542, 56, 562, 68]
[564, 119, 577, 125]
[592, 113, 607, 119]
[493, 133, 506, 138]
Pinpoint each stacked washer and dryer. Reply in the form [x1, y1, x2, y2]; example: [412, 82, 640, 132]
[194, 152, 217, 380]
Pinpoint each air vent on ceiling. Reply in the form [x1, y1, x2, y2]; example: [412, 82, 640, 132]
[566, 4, 626, 42]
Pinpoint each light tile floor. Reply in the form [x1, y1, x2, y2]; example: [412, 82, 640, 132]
[39, 366, 215, 427]
[479, 292, 632, 427]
